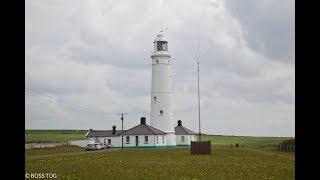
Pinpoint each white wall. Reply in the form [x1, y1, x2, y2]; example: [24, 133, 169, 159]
[86, 135, 160, 147]
[155, 135, 167, 146]
[68, 139, 94, 147]
[176, 135, 197, 145]
[191, 135, 197, 142]
[85, 134, 191, 147]
[123, 135, 157, 147]
[86, 137, 122, 147]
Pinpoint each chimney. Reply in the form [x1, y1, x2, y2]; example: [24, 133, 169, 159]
[178, 120, 182, 126]
[140, 117, 146, 124]
[112, 125, 116, 134]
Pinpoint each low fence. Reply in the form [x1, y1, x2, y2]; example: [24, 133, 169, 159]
[278, 144, 295, 151]
[278, 139, 295, 152]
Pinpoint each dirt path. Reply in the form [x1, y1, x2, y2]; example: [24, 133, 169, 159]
[26, 148, 119, 160]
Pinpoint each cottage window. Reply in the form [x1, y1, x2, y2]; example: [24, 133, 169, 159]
[144, 136, 148, 143]
[107, 139, 111, 144]
[181, 136, 185, 142]
[157, 136, 159, 144]
[126, 136, 130, 143]
[162, 136, 165, 143]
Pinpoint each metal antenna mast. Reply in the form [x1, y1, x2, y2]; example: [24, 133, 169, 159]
[197, 32, 201, 142]
[118, 113, 127, 149]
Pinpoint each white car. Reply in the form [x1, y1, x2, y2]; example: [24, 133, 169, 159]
[94, 143, 102, 150]
[85, 143, 102, 151]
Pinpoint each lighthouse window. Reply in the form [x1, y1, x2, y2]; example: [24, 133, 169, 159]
[154, 96, 157, 102]
[162, 43, 167, 51]
[156, 60, 159, 63]
[160, 110, 163, 115]
[157, 41, 167, 51]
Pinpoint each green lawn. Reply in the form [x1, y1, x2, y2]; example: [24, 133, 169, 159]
[25, 146, 294, 179]
[25, 130, 87, 143]
[201, 135, 292, 147]
[25, 131, 294, 179]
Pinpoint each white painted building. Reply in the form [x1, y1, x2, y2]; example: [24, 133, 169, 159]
[85, 117, 167, 147]
[85, 126, 124, 148]
[84, 118, 196, 148]
[122, 117, 167, 147]
[80, 32, 197, 148]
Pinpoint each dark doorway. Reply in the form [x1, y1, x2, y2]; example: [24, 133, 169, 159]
[135, 136, 139, 147]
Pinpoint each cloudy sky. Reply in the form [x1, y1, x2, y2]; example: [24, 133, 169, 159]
[25, 0, 295, 137]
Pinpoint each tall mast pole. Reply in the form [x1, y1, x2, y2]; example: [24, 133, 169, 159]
[197, 32, 201, 142]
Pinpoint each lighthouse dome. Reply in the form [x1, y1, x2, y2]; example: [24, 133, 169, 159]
[154, 32, 167, 42]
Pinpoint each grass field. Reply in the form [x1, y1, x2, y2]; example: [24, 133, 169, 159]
[201, 135, 291, 147]
[25, 145, 294, 179]
[25, 130, 87, 143]
[25, 130, 294, 179]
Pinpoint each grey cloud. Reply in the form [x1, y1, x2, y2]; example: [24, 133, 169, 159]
[26, 0, 294, 137]
[224, 0, 295, 63]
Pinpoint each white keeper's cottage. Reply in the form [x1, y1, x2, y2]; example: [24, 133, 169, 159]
[81, 32, 197, 148]
[85, 118, 197, 147]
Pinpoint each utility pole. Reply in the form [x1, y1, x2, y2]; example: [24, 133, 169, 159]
[118, 113, 127, 149]
[197, 32, 201, 142]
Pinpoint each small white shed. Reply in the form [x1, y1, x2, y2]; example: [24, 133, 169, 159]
[85, 126, 125, 148]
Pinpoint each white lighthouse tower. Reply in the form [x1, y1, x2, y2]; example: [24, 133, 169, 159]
[150, 31, 176, 146]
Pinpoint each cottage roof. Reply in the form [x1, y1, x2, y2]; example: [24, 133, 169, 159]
[86, 119, 197, 137]
[122, 124, 167, 135]
[175, 126, 197, 135]
[86, 130, 126, 138]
